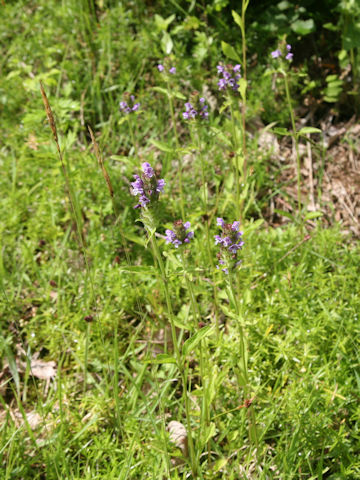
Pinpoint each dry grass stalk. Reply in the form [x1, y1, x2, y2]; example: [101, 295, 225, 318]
[40, 81, 59, 147]
[88, 125, 114, 198]
[39, 82, 86, 248]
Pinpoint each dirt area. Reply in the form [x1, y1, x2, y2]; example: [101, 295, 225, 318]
[259, 116, 360, 236]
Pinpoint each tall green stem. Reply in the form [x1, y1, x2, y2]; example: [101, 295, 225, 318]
[284, 73, 301, 214]
[229, 101, 241, 219]
[149, 235, 197, 476]
[227, 271, 258, 450]
[166, 81, 185, 219]
[180, 250, 211, 466]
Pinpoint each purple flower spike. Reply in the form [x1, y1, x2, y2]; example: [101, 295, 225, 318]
[165, 220, 194, 248]
[183, 96, 209, 122]
[217, 63, 242, 92]
[131, 163, 165, 209]
[120, 95, 140, 115]
[271, 49, 282, 59]
[214, 218, 244, 273]
[156, 179, 165, 193]
[142, 162, 154, 178]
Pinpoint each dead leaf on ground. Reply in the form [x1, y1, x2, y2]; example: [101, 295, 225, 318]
[167, 420, 188, 458]
[30, 358, 56, 380]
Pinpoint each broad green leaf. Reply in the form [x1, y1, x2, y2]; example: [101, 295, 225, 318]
[148, 353, 177, 364]
[150, 139, 174, 153]
[274, 209, 295, 221]
[173, 91, 186, 100]
[118, 265, 155, 275]
[305, 211, 323, 220]
[161, 32, 173, 55]
[213, 458, 228, 472]
[123, 232, 145, 246]
[182, 326, 214, 356]
[291, 19, 315, 36]
[272, 127, 291, 136]
[298, 127, 322, 135]
[232, 10, 242, 31]
[221, 41, 240, 62]
[152, 86, 169, 96]
[200, 422, 216, 446]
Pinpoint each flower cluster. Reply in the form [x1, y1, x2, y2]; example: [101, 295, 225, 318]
[216, 63, 241, 92]
[271, 44, 293, 61]
[165, 220, 194, 248]
[157, 64, 176, 74]
[119, 94, 140, 114]
[214, 218, 244, 274]
[131, 162, 165, 209]
[183, 97, 209, 121]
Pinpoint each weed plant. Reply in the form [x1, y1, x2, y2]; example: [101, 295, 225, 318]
[1, 1, 360, 479]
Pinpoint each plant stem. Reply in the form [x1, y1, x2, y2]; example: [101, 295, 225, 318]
[227, 271, 258, 450]
[284, 72, 302, 215]
[149, 235, 197, 476]
[166, 81, 185, 219]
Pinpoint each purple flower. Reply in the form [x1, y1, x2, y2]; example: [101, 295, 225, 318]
[157, 64, 165, 72]
[214, 219, 244, 274]
[131, 163, 165, 209]
[142, 162, 154, 178]
[169, 67, 176, 74]
[119, 95, 140, 115]
[272, 44, 294, 62]
[165, 220, 194, 248]
[271, 49, 282, 59]
[216, 63, 242, 92]
[182, 96, 209, 121]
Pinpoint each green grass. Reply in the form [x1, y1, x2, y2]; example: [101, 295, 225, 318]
[1, 1, 360, 479]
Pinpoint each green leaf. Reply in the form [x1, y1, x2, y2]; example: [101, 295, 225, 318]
[150, 139, 174, 153]
[232, 10, 243, 33]
[161, 32, 173, 55]
[118, 265, 155, 275]
[152, 86, 169, 97]
[298, 127, 322, 135]
[173, 91, 187, 100]
[182, 326, 214, 356]
[200, 422, 216, 446]
[213, 457, 228, 472]
[291, 19, 315, 36]
[221, 41, 240, 62]
[305, 211, 323, 220]
[274, 209, 295, 221]
[148, 354, 177, 364]
[272, 127, 292, 136]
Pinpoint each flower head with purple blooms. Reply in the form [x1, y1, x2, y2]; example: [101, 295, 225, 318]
[119, 94, 141, 115]
[214, 218, 244, 274]
[165, 220, 194, 248]
[157, 63, 176, 75]
[271, 44, 293, 62]
[182, 93, 209, 121]
[130, 162, 165, 209]
[216, 63, 241, 92]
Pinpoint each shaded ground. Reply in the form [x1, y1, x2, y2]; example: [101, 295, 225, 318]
[260, 116, 360, 236]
